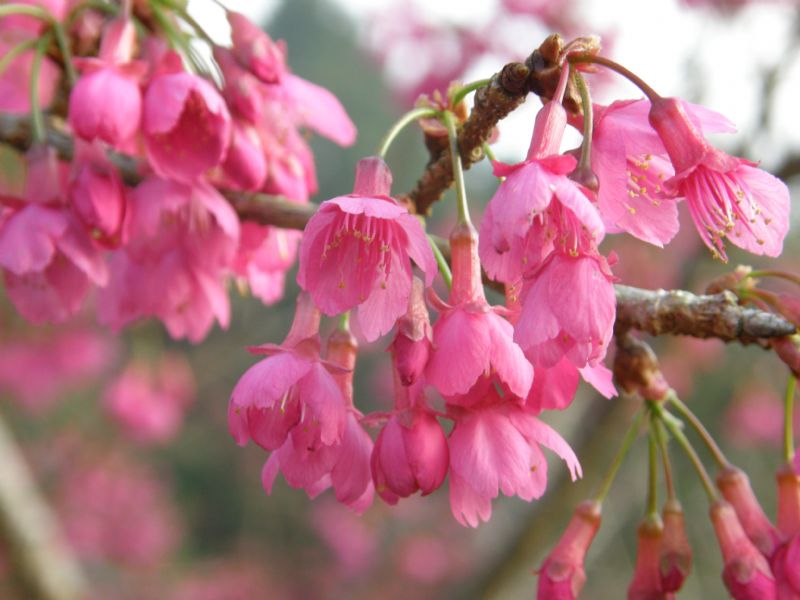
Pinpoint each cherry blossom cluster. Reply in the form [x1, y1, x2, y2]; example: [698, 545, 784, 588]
[0, 1, 354, 340]
[229, 38, 791, 532]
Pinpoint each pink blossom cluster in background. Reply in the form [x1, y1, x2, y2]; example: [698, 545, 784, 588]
[0, 2, 356, 341]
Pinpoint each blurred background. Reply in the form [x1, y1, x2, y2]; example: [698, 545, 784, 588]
[1, 0, 799, 597]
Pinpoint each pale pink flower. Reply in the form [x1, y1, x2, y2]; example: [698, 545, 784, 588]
[143, 71, 232, 182]
[103, 355, 195, 445]
[448, 387, 580, 527]
[710, 501, 777, 600]
[427, 225, 532, 399]
[515, 252, 616, 369]
[649, 97, 790, 260]
[537, 500, 601, 599]
[232, 222, 300, 305]
[297, 157, 436, 341]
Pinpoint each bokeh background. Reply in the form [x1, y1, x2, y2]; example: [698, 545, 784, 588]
[1, 0, 799, 597]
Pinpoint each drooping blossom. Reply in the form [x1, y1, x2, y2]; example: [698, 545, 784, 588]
[447, 385, 581, 527]
[649, 96, 790, 261]
[297, 157, 436, 342]
[390, 277, 433, 386]
[537, 500, 601, 599]
[260, 325, 374, 513]
[97, 178, 239, 342]
[143, 68, 232, 182]
[371, 377, 448, 504]
[228, 292, 346, 452]
[710, 501, 777, 599]
[219, 120, 268, 191]
[68, 18, 146, 147]
[427, 224, 532, 399]
[103, 354, 195, 444]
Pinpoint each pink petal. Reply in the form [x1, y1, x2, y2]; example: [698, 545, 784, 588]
[283, 73, 357, 147]
[449, 471, 492, 528]
[427, 309, 491, 397]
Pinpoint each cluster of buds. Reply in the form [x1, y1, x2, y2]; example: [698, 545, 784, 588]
[0, 1, 355, 340]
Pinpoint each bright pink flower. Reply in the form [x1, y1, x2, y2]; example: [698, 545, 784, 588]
[68, 142, 127, 247]
[649, 97, 790, 261]
[515, 252, 616, 369]
[97, 178, 239, 341]
[710, 501, 777, 600]
[479, 96, 604, 284]
[717, 466, 780, 557]
[297, 157, 436, 341]
[427, 225, 532, 399]
[628, 517, 672, 600]
[448, 388, 581, 527]
[103, 355, 195, 445]
[143, 71, 232, 182]
[371, 379, 448, 504]
[228, 294, 346, 452]
[260, 325, 374, 514]
[537, 500, 601, 599]
[232, 222, 300, 305]
[0, 204, 107, 323]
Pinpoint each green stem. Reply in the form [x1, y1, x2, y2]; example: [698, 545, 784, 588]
[0, 4, 52, 19]
[574, 71, 594, 171]
[160, 0, 216, 45]
[482, 142, 498, 165]
[52, 21, 77, 87]
[30, 34, 51, 144]
[0, 38, 38, 78]
[647, 422, 659, 517]
[653, 417, 676, 501]
[784, 375, 797, 463]
[569, 54, 661, 103]
[450, 78, 491, 107]
[443, 110, 472, 227]
[594, 408, 644, 504]
[667, 393, 731, 469]
[656, 404, 719, 503]
[429, 235, 452, 289]
[150, 2, 203, 75]
[338, 312, 350, 332]
[376, 107, 439, 159]
[748, 269, 800, 287]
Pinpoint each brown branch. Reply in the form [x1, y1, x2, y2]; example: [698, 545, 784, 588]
[614, 284, 795, 345]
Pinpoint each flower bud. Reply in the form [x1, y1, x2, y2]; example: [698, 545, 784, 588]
[776, 463, 800, 538]
[717, 466, 780, 557]
[659, 499, 692, 593]
[537, 500, 601, 599]
[627, 514, 667, 600]
[390, 278, 432, 386]
[710, 501, 777, 600]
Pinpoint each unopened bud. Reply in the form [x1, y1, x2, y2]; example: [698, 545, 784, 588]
[627, 514, 666, 600]
[660, 499, 692, 593]
[717, 466, 780, 557]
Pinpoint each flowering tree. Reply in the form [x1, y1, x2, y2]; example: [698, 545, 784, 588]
[0, 0, 798, 598]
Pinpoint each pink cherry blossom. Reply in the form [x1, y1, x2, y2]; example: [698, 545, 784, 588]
[515, 252, 616, 369]
[537, 500, 601, 599]
[389, 277, 433, 386]
[97, 178, 239, 342]
[232, 222, 300, 305]
[219, 120, 268, 191]
[427, 224, 532, 399]
[227, 11, 287, 84]
[298, 157, 436, 341]
[649, 97, 790, 261]
[628, 518, 671, 600]
[103, 354, 195, 444]
[447, 387, 581, 527]
[143, 71, 232, 182]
